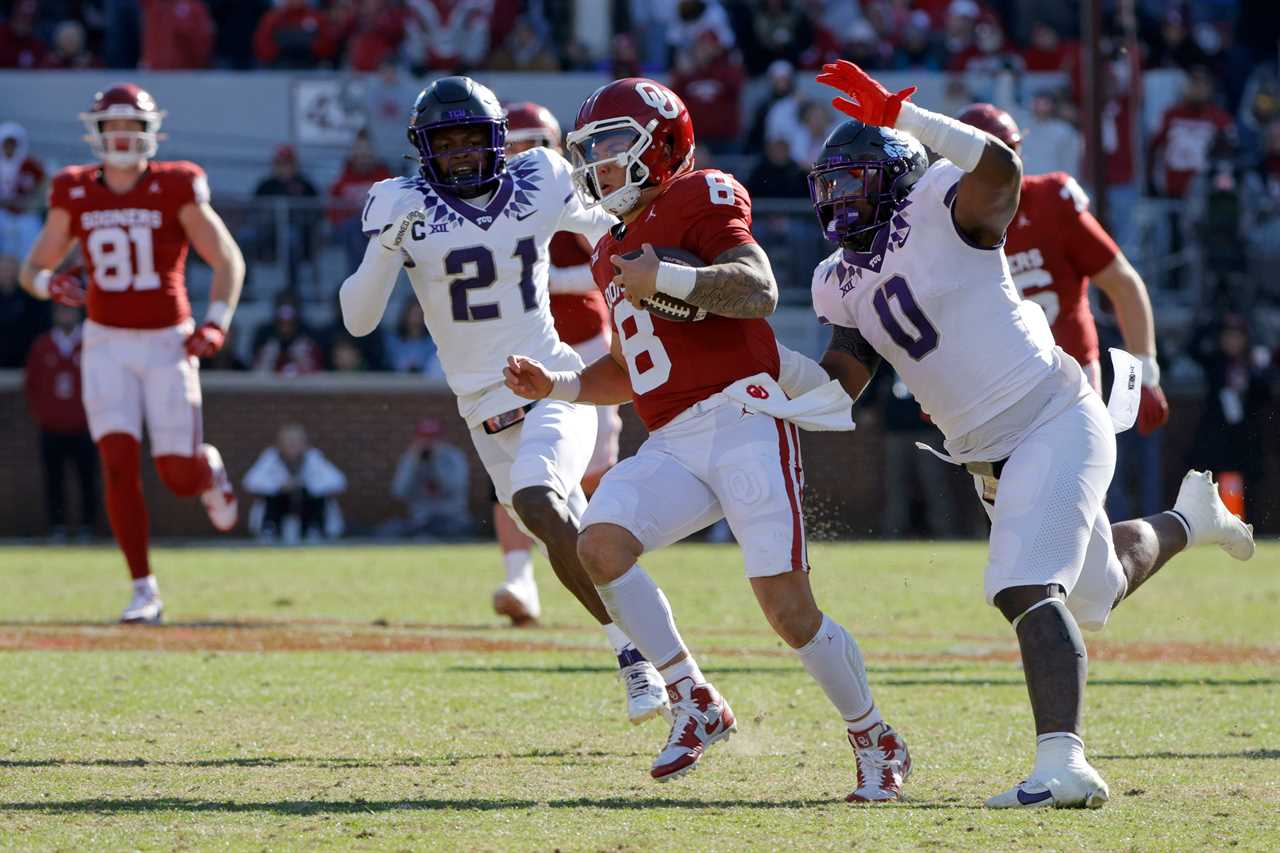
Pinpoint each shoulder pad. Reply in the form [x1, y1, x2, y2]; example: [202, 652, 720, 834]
[362, 176, 424, 236]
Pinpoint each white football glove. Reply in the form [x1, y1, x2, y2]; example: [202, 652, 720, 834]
[376, 199, 427, 253]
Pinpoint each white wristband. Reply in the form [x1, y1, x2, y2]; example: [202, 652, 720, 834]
[546, 370, 582, 402]
[204, 300, 233, 331]
[894, 101, 987, 172]
[655, 261, 697, 301]
[1135, 354, 1160, 388]
[32, 269, 52, 299]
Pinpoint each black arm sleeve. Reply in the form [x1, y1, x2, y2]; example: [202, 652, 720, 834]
[828, 324, 882, 374]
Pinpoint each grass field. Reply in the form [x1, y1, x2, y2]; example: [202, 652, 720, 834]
[0, 541, 1277, 851]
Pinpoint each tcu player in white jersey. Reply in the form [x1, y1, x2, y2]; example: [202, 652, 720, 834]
[339, 76, 668, 725]
[808, 61, 1256, 808]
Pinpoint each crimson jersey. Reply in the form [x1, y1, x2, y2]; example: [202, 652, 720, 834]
[548, 231, 609, 346]
[590, 169, 779, 431]
[49, 160, 208, 329]
[1004, 172, 1119, 368]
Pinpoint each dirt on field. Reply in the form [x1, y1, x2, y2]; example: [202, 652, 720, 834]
[0, 620, 1277, 664]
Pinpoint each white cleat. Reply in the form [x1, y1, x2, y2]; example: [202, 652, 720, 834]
[199, 444, 238, 533]
[1172, 470, 1255, 561]
[619, 656, 671, 725]
[986, 760, 1110, 809]
[492, 578, 541, 626]
[120, 591, 163, 625]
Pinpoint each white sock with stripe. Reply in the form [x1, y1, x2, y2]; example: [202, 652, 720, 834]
[794, 613, 880, 729]
[595, 565, 696, 681]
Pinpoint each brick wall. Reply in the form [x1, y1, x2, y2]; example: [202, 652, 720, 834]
[0, 372, 1275, 539]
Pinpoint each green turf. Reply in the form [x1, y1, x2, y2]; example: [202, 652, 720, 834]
[0, 542, 1277, 851]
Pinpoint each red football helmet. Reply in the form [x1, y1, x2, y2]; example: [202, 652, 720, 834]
[504, 101, 561, 151]
[956, 102, 1022, 151]
[565, 78, 695, 215]
[80, 83, 166, 167]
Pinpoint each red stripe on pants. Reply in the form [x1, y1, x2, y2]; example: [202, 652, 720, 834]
[775, 419, 804, 572]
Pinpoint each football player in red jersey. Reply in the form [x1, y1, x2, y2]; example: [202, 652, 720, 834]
[484, 101, 624, 626]
[957, 103, 1169, 436]
[504, 79, 909, 800]
[19, 83, 245, 624]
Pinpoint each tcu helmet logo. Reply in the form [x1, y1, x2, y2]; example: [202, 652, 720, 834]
[746, 384, 770, 400]
[635, 82, 679, 119]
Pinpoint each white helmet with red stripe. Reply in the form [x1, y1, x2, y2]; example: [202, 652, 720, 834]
[80, 83, 166, 167]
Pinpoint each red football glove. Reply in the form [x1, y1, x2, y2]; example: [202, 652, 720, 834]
[816, 60, 918, 127]
[1136, 384, 1169, 436]
[48, 273, 87, 307]
[185, 322, 226, 359]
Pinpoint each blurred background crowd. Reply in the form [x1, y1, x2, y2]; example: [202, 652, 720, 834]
[1, 0, 1277, 539]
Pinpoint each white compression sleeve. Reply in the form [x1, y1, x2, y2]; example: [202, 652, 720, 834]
[340, 239, 404, 336]
[547, 263, 598, 294]
[793, 613, 877, 725]
[894, 101, 987, 172]
[777, 343, 832, 397]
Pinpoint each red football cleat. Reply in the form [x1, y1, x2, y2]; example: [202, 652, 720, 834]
[650, 677, 736, 782]
[846, 721, 911, 803]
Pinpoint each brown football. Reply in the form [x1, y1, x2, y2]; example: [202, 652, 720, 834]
[616, 247, 708, 323]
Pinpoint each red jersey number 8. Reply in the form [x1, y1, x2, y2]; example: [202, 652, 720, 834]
[85, 226, 161, 292]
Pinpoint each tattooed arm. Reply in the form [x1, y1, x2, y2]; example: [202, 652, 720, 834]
[685, 243, 779, 319]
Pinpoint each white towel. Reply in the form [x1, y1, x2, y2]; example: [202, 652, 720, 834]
[721, 373, 856, 432]
[1106, 347, 1140, 434]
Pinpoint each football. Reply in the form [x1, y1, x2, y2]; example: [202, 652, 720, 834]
[618, 246, 708, 323]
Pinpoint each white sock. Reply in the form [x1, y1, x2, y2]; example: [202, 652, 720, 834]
[133, 575, 158, 597]
[1032, 732, 1086, 780]
[602, 621, 633, 656]
[595, 565, 694, 677]
[794, 613, 879, 728]
[503, 549, 533, 586]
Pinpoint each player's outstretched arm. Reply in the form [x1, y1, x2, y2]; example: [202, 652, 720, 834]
[181, 202, 246, 355]
[339, 237, 404, 336]
[19, 208, 83, 306]
[819, 325, 881, 403]
[816, 59, 1021, 246]
[1092, 250, 1168, 434]
[504, 336, 634, 407]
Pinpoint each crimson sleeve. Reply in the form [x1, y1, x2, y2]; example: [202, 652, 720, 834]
[169, 162, 211, 208]
[47, 169, 73, 211]
[1064, 207, 1119, 278]
[681, 173, 756, 261]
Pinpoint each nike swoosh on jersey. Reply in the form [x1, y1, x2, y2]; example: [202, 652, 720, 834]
[1016, 787, 1053, 805]
[514, 209, 537, 221]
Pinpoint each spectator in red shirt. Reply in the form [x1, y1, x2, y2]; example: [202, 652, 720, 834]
[343, 0, 406, 71]
[1150, 66, 1235, 198]
[0, 122, 45, 258]
[40, 20, 98, 69]
[254, 0, 337, 69]
[0, 0, 46, 69]
[671, 31, 745, 154]
[24, 303, 98, 540]
[141, 0, 214, 70]
[328, 130, 392, 269]
[1020, 20, 1075, 72]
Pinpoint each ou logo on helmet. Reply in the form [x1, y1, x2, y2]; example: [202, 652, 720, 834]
[635, 82, 679, 119]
